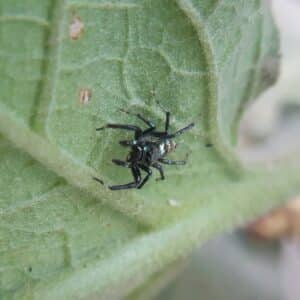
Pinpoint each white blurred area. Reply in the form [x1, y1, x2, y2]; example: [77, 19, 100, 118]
[274, 0, 300, 57]
[238, 0, 300, 163]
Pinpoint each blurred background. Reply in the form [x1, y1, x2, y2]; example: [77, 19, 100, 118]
[152, 0, 300, 299]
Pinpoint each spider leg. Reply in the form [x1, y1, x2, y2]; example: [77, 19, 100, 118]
[93, 177, 104, 185]
[119, 109, 156, 131]
[152, 162, 165, 180]
[137, 165, 152, 189]
[119, 140, 135, 147]
[158, 158, 186, 165]
[166, 123, 194, 138]
[112, 159, 131, 168]
[165, 111, 170, 132]
[108, 166, 141, 190]
[156, 100, 170, 132]
[96, 123, 142, 139]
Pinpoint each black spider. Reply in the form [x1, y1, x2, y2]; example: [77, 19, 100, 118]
[93, 103, 194, 190]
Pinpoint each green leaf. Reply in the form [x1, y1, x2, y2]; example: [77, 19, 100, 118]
[0, 0, 300, 298]
[0, 0, 284, 226]
[0, 137, 299, 299]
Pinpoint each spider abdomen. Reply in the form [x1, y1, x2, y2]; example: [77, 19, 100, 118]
[159, 139, 176, 156]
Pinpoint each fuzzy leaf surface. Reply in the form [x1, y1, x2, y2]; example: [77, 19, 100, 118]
[1, 1, 300, 298]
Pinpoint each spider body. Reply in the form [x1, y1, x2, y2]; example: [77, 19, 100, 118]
[94, 106, 194, 190]
[128, 139, 176, 164]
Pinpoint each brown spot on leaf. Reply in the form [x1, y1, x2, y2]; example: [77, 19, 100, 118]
[79, 88, 92, 104]
[247, 196, 300, 240]
[69, 16, 84, 40]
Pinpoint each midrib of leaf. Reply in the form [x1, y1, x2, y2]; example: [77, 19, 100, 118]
[5, 101, 296, 230]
